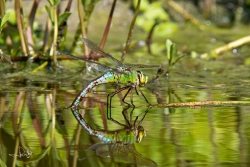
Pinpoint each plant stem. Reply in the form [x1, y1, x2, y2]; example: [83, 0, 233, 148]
[0, 0, 5, 17]
[121, 0, 141, 63]
[49, 6, 58, 69]
[26, 0, 40, 53]
[200, 35, 250, 59]
[167, 1, 203, 29]
[15, 0, 28, 55]
[78, 0, 88, 56]
[151, 101, 250, 108]
[100, 0, 117, 49]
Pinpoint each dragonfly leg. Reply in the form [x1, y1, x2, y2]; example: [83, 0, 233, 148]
[121, 87, 133, 106]
[116, 105, 135, 127]
[121, 86, 135, 124]
[134, 106, 152, 127]
[135, 86, 151, 105]
[129, 105, 135, 125]
[106, 105, 133, 127]
[107, 86, 130, 121]
[128, 88, 135, 124]
[122, 106, 132, 127]
[108, 116, 127, 127]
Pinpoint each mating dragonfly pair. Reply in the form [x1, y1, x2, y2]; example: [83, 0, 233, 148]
[59, 38, 152, 143]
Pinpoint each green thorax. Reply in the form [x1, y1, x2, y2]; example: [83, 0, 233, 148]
[105, 71, 138, 85]
[105, 129, 136, 144]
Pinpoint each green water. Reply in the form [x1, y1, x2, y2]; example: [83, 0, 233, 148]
[1, 54, 250, 166]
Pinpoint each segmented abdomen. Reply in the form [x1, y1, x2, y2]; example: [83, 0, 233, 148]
[71, 72, 118, 107]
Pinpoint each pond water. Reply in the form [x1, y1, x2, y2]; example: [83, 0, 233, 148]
[1, 27, 250, 167]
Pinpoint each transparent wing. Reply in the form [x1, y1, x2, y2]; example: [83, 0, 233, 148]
[124, 64, 160, 69]
[82, 38, 124, 69]
[126, 145, 157, 167]
[0, 50, 12, 64]
[88, 143, 113, 158]
[88, 143, 157, 167]
[57, 51, 123, 74]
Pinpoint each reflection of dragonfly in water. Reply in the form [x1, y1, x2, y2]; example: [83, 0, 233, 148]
[73, 106, 151, 143]
[87, 142, 157, 167]
[58, 38, 153, 121]
[80, 106, 157, 166]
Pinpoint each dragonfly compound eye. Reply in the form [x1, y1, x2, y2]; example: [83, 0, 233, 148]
[135, 126, 146, 143]
[137, 71, 148, 86]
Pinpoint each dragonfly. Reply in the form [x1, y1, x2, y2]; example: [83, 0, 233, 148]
[87, 142, 157, 167]
[59, 38, 152, 121]
[0, 49, 12, 64]
[72, 106, 151, 143]
[76, 106, 156, 166]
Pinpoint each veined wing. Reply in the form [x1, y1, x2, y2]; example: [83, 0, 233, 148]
[57, 51, 123, 74]
[0, 50, 12, 64]
[125, 145, 157, 167]
[124, 64, 160, 69]
[88, 143, 128, 158]
[82, 38, 124, 69]
[88, 143, 119, 157]
[88, 143, 157, 167]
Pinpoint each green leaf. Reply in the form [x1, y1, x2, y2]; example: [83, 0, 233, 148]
[0, 12, 10, 28]
[166, 39, 172, 61]
[170, 43, 177, 60]
[0, 158, 7, 167]
[0, 12, 10, 33]
[54, 0, 61, 6]
[47, 0, 60, 6]
[166, 39, 178, 65]
[58, 12, 71, 26]
[45, 5, 54, 24]
[47, 0, 54, 6]
[82, 0, 99, 19]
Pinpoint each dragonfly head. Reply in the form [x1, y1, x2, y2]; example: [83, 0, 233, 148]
[135, 126, 146, 143]
[137, 71, 148, 87]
